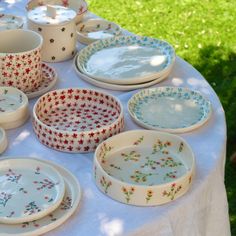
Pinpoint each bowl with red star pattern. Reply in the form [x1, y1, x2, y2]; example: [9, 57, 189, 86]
[33, 88, 124, 153]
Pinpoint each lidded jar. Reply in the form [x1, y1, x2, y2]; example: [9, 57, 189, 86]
[27, 5, 77, 62]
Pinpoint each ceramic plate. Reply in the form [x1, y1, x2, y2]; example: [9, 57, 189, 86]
[0, 159, 65, 224]
[0, 87, 29, 124]
[0, 127, 7, 154]
[77, 35, 175, 85]
[94, 130, 195, 206]
[26, 63, 58, 99]
[128, 87, 212, 133]
[0, 158, 81, 236]
[0, 14, 23, 31]
[74, 56, 172, 91]
[77, 19, 121, 44]
[33, 88, 124, 153]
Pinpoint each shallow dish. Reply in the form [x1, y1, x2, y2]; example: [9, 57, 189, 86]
[77, 19, 121, 44]
[33, 88, 124, 153]
[26, 63, 57, 99]
[26, 0, 88, 23]
[0, 87, 29, 126]
[0, 127, 8, 154]
[0, 158, 65, 224]
[0, 14, 24, 31]
[0, 157, 81, 236]
[94, 130, 195, 206]
[77, 35, 175, 85]
[128, 87, 212, 133]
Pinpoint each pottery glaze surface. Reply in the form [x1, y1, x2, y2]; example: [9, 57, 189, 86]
[0, 29, 43, 92]
[27, 5, 77, 62]
[0, 14, 24, 31]
[0, 127, 7, 154]
[94, 130, 195, 206]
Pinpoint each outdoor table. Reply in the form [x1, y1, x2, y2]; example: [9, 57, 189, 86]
[0, 1, 231, 235]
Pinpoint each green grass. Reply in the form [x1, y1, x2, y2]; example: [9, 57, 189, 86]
[87, 0, 236, 234]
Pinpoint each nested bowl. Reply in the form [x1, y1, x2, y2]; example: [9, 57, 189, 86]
[33, 88, 124, 153]
[93, 130, 195, 206]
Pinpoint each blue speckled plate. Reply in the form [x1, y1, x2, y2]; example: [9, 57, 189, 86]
[128, 87, 212, 133]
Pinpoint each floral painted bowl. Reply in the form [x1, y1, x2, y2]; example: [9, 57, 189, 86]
[26, 0, 88, 23]
[33, 88, 124, 153]
[93, 130, 195, 206]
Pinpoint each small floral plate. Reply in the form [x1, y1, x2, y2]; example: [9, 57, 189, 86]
[0, 14, 23, 31]
[0, 127, 7, 154]
[128, 87, 212, 133]
[0, 158, 81, 235]
[26, 63, 58, 99]
[0, 159, 65, 224]
[77, 19, 121, 45]
[94, 130, 195, 206]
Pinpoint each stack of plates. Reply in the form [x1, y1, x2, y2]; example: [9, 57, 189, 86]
[74, 35, 175, 91]
[0, 87, 29, 129]
[0, 158, 81, 235]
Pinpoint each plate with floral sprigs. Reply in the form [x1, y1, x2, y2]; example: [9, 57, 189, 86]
[0, 14, 23, 31]
[0, 158, 65, 224]
[0, 158, 81, 236]
[94, 130, 195, 206]
[128, 87, 212, 133]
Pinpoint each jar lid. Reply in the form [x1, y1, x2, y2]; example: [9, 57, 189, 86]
[27, 5, 76, 26]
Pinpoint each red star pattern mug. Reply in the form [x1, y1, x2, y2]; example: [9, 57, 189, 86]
[0, 29, 43, 93]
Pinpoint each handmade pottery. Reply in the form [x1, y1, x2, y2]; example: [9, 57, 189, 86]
[0, 157, 81, 235]
[77, 35, 175, 85]
[0, 29, 43, 92]
[0, 14, 24, 31]
[0, 87, 29, 129]
[0, 127, 7, 154]
[28, 5, 77, 62]
[94, 130, 195, 206]
[33, 88, 124, 153]
[0, 158, 65, 224]
[128, 87, 212, 133]
[26, 63, 57, 99]
[26, 0, 88, 23]
[77, 19, 121, 44]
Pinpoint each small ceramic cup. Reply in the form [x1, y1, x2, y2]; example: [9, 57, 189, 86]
[0, 29, 43, 93]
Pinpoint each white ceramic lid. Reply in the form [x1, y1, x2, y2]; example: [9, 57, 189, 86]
[0, 14, 23, 31]
[27, 5, 76, 26]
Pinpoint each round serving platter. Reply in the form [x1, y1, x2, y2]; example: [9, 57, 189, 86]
[77, 35, 175, 85]
[128, 87, 212, 133]
[0, 158, 81, 236]
[0, 159, 65, 224]
[0, 14, 23, 31]
[94, 130, 195, 206]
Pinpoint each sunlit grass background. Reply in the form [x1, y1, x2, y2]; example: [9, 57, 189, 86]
[87, 0, 236, 233]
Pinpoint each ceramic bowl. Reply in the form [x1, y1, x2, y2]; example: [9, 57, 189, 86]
[77, 19, 122, 45]
[27, 5, 77, 62]
[0, 87, 29, 129]
[33, 88, 124, 153]
[0, 127, 8, 154]
[26, 0, 88, 23]
[0, 14, 24, 31]
[0, 29, 43, 93]
[93, 130, 195, 206]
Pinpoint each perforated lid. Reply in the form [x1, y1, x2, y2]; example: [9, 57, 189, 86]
[27, 5, 76, 26]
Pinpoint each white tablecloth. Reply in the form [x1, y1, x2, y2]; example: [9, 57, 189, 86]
[0, 1, 231, 235]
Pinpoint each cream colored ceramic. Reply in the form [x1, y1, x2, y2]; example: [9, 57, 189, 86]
[0, 29, 43, 93]
[0, 127, 7, 154]
[77, 19, 121, 45]
[77, 35, 175, 85]
[0, 157, 81, 236]
[0, 14, 23, 31]
[128, 87, 212, 133]
[0, 87, 29, 129]
[0, 158, 65, 224]
[28, 5, 77, 62]
[26, 63, 57, 99]
[26, 0, 88, 23]
[94, 130, 195, 206]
